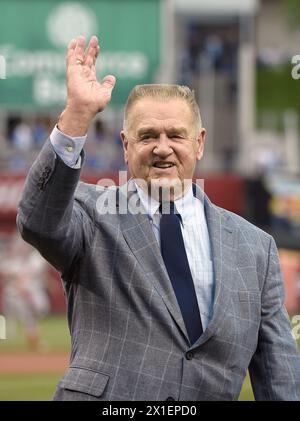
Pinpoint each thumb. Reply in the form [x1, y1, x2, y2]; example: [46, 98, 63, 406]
[101, 75, 116, 91]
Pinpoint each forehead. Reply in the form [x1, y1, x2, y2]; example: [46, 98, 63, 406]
[127, 98, 194, 131]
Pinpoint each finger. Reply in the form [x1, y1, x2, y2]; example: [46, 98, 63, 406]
[90, 45, 100, 69]
[85, 46, 96, 68]
[68, 38, 77, 50]
[66, 38, 77, 66]
[85, 35, 99, 68]
[74, 35, 86, 63]
[101, 75, 116, 93]
[94, 45, 100, 65]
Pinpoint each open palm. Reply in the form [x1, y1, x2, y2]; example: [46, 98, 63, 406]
[66, 36, 116, 117]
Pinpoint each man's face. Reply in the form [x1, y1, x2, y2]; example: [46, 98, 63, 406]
[120, 98, 206, 199]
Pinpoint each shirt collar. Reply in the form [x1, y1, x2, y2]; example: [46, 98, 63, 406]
[174, 185, 195, 224]
[135, 182, 196, 225]
[135, 183, 160, 218]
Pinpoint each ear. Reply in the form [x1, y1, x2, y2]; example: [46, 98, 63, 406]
[196, 128, 206, 161]
[120, 130, 129, 164]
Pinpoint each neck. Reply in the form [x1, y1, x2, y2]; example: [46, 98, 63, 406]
[135, 178, 193, 202]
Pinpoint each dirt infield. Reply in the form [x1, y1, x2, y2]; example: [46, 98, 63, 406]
[0, 353, 69, 373]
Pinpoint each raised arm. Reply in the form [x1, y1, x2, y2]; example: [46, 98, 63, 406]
[17, 35, 116, 275]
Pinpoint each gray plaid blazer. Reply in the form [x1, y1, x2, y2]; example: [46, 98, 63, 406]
[17, 140, 300, 401]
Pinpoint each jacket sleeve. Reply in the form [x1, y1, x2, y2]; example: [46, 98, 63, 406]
[16, 139, 93, 276]
[249, 236, 300, 400]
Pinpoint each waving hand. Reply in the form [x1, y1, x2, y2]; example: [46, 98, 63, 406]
[58, 35, 116, 136]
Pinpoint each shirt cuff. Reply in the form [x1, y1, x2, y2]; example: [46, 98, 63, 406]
[49, 125, 87, 169]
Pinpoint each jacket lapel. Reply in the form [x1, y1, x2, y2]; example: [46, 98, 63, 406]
[117, 181, 189, 342]
[191, 185, 239, 349]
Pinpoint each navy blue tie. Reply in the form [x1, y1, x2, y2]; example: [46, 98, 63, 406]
[159, 202, 203, 344]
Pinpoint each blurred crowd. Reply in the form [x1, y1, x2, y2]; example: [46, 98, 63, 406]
[0, 115, 125, 173]
[179, 26, 238, 104]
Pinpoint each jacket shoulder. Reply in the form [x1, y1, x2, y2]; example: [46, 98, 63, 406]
[215, 204, 273, 248]
[74, 182, 118, 219]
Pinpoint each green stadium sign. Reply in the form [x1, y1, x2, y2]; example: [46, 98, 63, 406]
[0, 0, 161, 108]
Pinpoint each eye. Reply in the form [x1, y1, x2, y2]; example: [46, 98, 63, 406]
[139, 136, 152, 143]
[170, 134, 184, 140]
[139, 134, 157, 143]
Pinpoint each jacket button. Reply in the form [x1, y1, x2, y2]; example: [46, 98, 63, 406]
[166, 397, 175, 401]
[185, 351, 194, 360]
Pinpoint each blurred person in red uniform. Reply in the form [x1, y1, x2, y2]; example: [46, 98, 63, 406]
[0, 234, 50, 350]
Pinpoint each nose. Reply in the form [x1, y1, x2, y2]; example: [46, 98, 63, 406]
[153, 134, 173, 157]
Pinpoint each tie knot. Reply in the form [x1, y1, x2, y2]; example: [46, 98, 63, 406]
[159, 202, 182, 221]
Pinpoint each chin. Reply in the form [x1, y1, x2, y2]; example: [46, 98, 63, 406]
[148, 177, 185, 201]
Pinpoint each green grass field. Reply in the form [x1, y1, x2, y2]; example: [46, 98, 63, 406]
[0, 373, 62, 401]
[0, 315, 70, 353]
[1, 315, 299, 401]
[0, 373, 254, 401]
[256, 64, 300, 132]
[0, 315, 69, 401]
[0, 372, 255, 401]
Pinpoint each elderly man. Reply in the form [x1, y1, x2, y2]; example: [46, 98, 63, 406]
[17, 36, 300, 401]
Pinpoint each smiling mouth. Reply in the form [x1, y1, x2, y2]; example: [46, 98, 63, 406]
[152, 162, 175, 169]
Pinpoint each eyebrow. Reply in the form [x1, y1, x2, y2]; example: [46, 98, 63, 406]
[166, 127, 188, 136]
[137, 127, 159, 137]
[137, 127, 188, 137]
